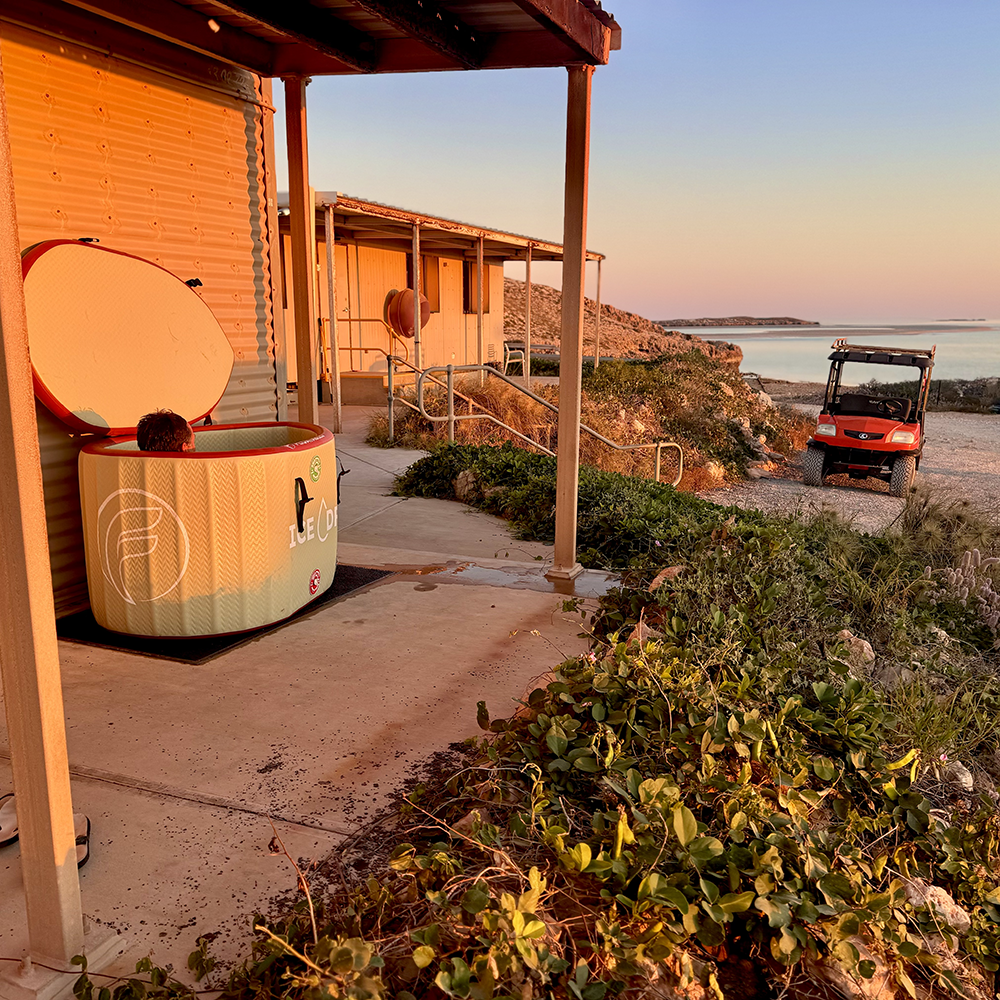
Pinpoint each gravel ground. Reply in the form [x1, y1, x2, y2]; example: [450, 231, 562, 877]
[702, 390, 1000, 534]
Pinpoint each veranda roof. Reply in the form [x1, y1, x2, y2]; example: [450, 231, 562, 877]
[279, 192, 605, 262]
[20, 0, 620, 76]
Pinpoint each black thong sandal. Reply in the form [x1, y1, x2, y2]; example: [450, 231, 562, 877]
[74, 813, 91, 869]
[0, 794, 17, 848]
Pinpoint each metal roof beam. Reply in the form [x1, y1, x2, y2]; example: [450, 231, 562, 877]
[211, 0, 379, 73]
[508, 0, 613, 64]
[350, 0, 490, 70]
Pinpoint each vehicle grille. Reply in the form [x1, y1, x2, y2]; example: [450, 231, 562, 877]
[843, 429, 885, 441]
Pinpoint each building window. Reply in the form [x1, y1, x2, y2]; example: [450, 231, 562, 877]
[463, 260, 490, 314]
[405, 254, 440, 313]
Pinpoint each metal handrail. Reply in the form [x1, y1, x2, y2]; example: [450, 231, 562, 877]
[393, 361, 683, 487]
[337, 348, 507, 433]
[338, 318, 411, 366]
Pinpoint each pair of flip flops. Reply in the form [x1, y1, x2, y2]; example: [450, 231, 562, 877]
[0, 793, 91, 868]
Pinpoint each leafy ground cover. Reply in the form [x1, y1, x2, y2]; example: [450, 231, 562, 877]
[367, 353, 813, 490]
[71, 449, 1000, 1000]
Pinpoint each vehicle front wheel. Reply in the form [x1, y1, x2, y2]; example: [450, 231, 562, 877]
[889, 453, 917, 497]
[802, 447, 826, 487]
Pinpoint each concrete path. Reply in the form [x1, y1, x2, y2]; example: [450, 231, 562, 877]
[0, 405, 614, 983]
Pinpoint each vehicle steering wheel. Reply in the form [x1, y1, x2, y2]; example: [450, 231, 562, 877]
[876, 398, 904, 419]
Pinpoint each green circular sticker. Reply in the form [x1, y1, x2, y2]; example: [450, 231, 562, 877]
[309, 455, 322, 482]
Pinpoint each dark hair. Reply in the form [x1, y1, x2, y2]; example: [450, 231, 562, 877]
[136, 410, 193, 452]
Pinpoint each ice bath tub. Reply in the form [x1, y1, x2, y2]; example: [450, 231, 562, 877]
[22, 238, 339, 638]
[79, 423, 338, 637]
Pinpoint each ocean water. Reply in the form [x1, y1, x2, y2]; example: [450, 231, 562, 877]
[696, 321, 1000, 383]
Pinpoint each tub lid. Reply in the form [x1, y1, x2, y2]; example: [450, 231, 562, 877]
[23, 240, 235, 435]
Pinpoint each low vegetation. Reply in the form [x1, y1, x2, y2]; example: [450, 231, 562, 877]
[861, 376, 1000, 414]
[368, 353, 813, 490]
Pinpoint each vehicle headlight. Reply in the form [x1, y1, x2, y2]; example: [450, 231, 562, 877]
[890, 430, 916, 444]
[815, 423, 836, 437]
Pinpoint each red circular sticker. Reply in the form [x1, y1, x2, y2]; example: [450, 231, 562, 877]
[309, 569, 321, 595]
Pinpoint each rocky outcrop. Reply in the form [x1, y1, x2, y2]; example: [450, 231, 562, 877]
[656, 316, 819, 327]
[503, 278, 742, 366]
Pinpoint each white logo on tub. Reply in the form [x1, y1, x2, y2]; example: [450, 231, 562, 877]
[97, 489, 191, 605]
[288, 497, 336, 548]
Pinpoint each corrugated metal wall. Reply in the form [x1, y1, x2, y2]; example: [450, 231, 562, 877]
[1, 22, 279, 615]
[287, 239, 408, 377]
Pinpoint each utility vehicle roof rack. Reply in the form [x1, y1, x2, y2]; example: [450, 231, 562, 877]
[828, 339, 936, 369]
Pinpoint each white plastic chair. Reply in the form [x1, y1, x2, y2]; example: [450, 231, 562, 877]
[503, 340, 525, 376]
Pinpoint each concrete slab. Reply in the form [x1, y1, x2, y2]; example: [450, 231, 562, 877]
[0, 577, 597, 976]
[339, 497, 552, 562]
[0, 754, 339, 981]
[327, 404, 555, 564]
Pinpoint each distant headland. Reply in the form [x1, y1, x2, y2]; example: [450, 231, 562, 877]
[656, 316, 820, 328]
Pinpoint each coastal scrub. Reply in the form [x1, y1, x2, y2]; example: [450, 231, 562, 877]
[75, 455, 1000, 1000]
[368, 352, 813, 489]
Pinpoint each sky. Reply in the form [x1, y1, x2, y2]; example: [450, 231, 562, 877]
[272, 1, 1000, 323]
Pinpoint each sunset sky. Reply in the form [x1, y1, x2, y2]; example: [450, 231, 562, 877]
[275, 1, 1000, 323]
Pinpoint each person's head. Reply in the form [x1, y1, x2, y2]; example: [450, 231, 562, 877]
[136, 410, 195, 452]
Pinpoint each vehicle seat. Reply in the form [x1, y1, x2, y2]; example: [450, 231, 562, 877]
[834, 393, 912, 421]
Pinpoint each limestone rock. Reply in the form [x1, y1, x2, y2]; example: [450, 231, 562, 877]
[800, 937, 891, 1000]
[454, 469, 478, 501]
[920, 936, 994, 1000]
[747, 467, 772, 479]
[929, 624, 953, 644]
[904, 878, 971, 933]
[836, 629, 876, 675]
[940, 760, 974, 794]
[874, 662, 915, 692]
[630, 618, 664, 646]
[756, 390, 776, 409]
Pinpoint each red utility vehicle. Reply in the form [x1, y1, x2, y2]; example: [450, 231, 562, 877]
[803, 339, 936, 497]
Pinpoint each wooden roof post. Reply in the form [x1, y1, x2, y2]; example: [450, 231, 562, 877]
[593, 257, 602, 370]
[411, 223, 422, 371]
[284, 76, 319, 426]
[524, 244, 532, 387]
[476, 235, 484, 385]
[0, 42, 85, 975]
[323, 204, 342, 433]
[547, 64, 593, 582]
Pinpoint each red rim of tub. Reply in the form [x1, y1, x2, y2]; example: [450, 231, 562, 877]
[80, 421, 334, 459]
[23, 239, 234, 436]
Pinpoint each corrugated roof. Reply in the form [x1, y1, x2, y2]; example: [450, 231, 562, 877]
[277, 191, 604, 262]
